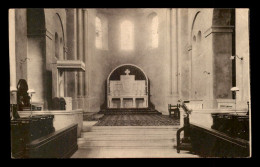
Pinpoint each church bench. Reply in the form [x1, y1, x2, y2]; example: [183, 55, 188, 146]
[188, 123, 249, 157]
[176, 102, 249, 157]
[20, 124, 78, 158]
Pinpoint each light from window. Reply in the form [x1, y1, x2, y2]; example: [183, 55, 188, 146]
[151, 16, 158, 48]
[120, 20, 134, 50]
[95, 17, 102, 49]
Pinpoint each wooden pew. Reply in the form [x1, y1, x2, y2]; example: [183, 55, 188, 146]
[189, 123, 249, 157]
[13, 124, 78, 158]
[176, 101, 249, 157]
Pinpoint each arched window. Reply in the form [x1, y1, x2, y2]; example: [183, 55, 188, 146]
[151, 15, 158, 48]
[95, 17, 102, 49]
[120, 20, 134, 50]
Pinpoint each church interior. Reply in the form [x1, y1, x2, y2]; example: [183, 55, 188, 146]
[9, 8, 251, 158]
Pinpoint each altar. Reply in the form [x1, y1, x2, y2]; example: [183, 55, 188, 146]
[107, 65, 148, 109]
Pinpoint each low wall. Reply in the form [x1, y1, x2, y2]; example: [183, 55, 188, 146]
[189, 109, 247, 129]
[18, 109, 83, 137]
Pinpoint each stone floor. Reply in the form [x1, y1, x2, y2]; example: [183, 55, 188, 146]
[71, 121, 199, 158]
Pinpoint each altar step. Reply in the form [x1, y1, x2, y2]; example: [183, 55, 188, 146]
[98, 108, 161, 115]
[78, 126, 178, 149]
[71, 124, 199, 158]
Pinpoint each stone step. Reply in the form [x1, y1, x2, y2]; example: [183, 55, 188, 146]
[78, 133, 176, 141]
[83, 113, 104, 121]
[71, 147, 199, 158]
[81, 130, 177, 136]
[91, 126, 180, 131]
[77, 140, 175, 148]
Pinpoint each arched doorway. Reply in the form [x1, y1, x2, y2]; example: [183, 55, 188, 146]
[107, 64, 149, 109]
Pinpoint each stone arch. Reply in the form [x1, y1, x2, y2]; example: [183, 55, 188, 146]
[107, 64, 148, 82]
[190, 11, 201, 37]
[55, 13, 66, 46]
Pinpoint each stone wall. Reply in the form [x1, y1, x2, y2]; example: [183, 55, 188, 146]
[11, 8, 251, 114]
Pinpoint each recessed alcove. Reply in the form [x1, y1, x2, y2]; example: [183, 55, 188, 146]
[106, 64, 149, 109]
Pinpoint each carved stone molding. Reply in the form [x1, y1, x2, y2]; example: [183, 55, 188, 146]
[204, 26, 234, 38]
[57, 60, 86, 71]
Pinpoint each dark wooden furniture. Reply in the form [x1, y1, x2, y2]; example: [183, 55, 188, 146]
[168, 104, 180, 118]
[176, 103, 192, 153]
[52, 97, 66, 110]
[211, 113, 249, 140]
[176, 104, 250, 157]
[25, 124, 78, 158]
[11, 115, 55, 157]
[189, 123, 249, 157]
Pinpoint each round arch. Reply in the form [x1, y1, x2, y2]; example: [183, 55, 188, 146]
[55, 13, 66, 44]
[107, 64, 148, 82]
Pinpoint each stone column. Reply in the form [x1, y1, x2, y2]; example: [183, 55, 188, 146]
[66, 9, 78, 109]
[77, 8, 84, 97]
[83, 9, 88, 97]
[235, 9, 250, 110]
[173, 8, 179, 95]
[74, 9, 78, 99]
[9, 9, 17, 104]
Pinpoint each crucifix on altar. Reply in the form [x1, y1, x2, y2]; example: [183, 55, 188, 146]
[125, 69, 130, 75]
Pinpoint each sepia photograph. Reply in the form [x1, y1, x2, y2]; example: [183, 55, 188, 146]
[9, 8, 251, 158]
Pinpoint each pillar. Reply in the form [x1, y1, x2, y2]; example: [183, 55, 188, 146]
[66, 9, 78, 109]
[172, 8, 178, 95]
[235, 9, 250, 110]
[77, 8, 84, 97]
[9, 9, 17, 104]
[83, 9, 88, 97]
